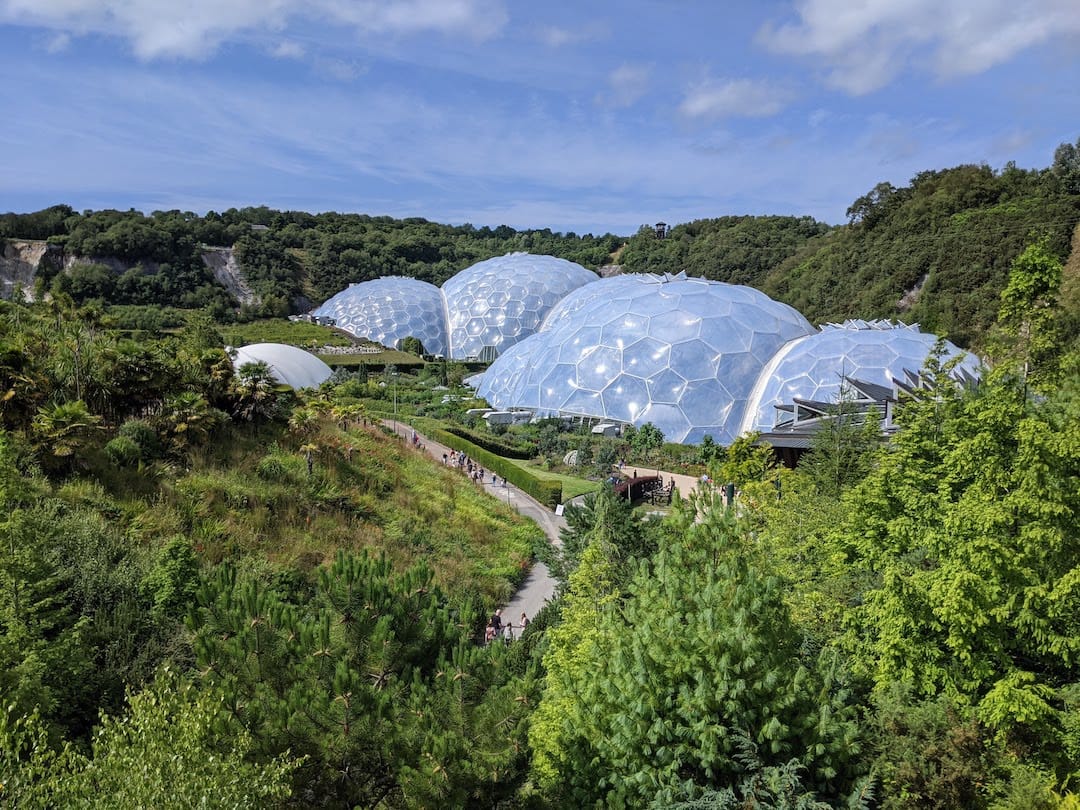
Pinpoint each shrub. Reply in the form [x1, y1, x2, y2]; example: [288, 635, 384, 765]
[118, 419, 162, 460]
[105, 435, 141, 467]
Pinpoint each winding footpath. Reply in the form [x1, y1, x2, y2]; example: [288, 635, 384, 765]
[382, 421, 710, 627]
[383, 421, 564, 625]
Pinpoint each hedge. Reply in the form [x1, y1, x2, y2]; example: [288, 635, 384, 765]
[444, 426, 536, 459]
[407, 417, 563, 509]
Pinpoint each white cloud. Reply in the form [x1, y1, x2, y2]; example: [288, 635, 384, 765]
[45, 31, 69, 52]
[536, 20, 607, 48]
[597, 63, 651, 109]
[0, 0, 508, 59]
[759, 0, 1080, 95]
[270, 40, 304, 60]
[678, 77, 792, 119]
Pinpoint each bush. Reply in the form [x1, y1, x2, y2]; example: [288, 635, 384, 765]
[105, 435, 141, 467]
[118, 419, 162, 460]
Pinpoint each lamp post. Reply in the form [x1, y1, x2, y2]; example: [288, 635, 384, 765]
[392, 371, 399, 437]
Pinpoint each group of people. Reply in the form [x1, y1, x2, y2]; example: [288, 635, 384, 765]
[484, 608, 529, 645]
[441, 450, 500, 486]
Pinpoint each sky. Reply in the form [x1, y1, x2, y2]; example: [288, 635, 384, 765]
[1, 0, 1078, 235]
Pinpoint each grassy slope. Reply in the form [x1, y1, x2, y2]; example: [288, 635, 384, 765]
[90, 419, 539, 605]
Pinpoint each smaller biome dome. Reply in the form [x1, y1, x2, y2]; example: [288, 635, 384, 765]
[740, 320, 982, 434]
[311, 277, 448, 356]
[231, 343, 333, 390]
[442, 252, 597, 360]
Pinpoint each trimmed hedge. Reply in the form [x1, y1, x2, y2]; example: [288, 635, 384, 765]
[444, 426, 536, 459]
[407, 417, 562, 509]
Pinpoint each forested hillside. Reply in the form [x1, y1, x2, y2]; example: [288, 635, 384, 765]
[0, 206, 621, 317]
[2, 139, 1078, 350]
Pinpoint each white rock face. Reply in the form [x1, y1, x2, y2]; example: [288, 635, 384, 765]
[0, 240, 49, 301]
[202, 247, 258, 307]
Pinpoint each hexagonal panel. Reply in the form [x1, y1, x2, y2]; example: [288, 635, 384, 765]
[442, 252, 598, 359]
[310, 276, 448, 357]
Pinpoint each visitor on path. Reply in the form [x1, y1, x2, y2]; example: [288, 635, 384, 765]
[503, 622, 514, 644]
[520, 612, 529, 630]
[484, 620, 497, 645]
[490, 608, 502, 634]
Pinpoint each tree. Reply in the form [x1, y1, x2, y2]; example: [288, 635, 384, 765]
[0, 674, 298, 809]
[531, 496, 862, 805]
[547, 486, 655, 588]
[996, 238, 1064, 386]
[230, 360, 279, 423]
[398, 335, 425, 356]
[631, 421, 664, 462]
[797, 387, 883, 498]
[30, 400, 102, 467]
[1051, 137, 1080, 194]
[839, 362, 1080, 761]
[188, 551, 536, 806]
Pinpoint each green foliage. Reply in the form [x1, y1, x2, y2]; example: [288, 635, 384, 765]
[0, 674, 298, 809]
[547, 486, 656, 588]
[762, 160, 1080, 348]
[619, 215, 830, 287]
[188, 552, 537, 806]
[140, 536, 199, 622]
[994, 238, 1065, 384]
[797, 393, 884, 498]
[532, 496, 862, 805]
[630, 420, 664, 460]
[839, 362, 1080, 762]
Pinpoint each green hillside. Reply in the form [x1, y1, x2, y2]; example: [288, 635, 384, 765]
[3, 138, 1079, 350]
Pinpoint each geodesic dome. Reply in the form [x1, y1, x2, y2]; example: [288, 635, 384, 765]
[311, 277, 448, 356]
[231, 343, 333, 389]
[442, 253, 597, 360]
[480, 273, 816, 444]
[739, 320, 982, 434]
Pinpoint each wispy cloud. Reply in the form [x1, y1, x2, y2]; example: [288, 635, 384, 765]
[0, 0, 508, 60]
[759, 0, 1080, 95]
[270, 40, 304, 60]
[536, 20, 607, 48]
[597, 63, 651, 109]
[678, 77, 792, 119]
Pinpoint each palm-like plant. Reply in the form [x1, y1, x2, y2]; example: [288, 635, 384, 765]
[158, 392, 224, 452]
[230, 361, 278, 423]
[31, 400, 103, 459]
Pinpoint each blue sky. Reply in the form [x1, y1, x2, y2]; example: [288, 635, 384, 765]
[1, 0, 1077, 234]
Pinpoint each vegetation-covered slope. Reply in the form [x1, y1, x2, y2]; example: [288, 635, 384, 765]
[3, 138, 1078, 352]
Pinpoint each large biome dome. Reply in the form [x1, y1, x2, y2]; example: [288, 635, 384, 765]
[442, 253, 598, 359]
[478, 273, 816, 444]
[740, 320, 982, 434]
[231, 343, 333, 389]
[311, 277, 448, 357]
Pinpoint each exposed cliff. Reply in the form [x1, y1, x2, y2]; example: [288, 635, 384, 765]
[0, 239, 257, 306]
[1, 240, 63, 300]
[201, 246, 258, 307]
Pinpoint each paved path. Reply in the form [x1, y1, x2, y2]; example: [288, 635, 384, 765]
[382, 421, 720, 631]
[383, 420, 565, 628]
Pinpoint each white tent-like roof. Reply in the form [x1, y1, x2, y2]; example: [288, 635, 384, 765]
[230, 343, 333, 389]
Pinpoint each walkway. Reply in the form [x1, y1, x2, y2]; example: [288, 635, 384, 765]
[382, 420, 565, 627]
[381, 421, 719, 630]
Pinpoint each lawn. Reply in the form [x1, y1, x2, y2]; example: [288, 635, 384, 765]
[220, 319, 357, 348]
[502, 457, 602, 501]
